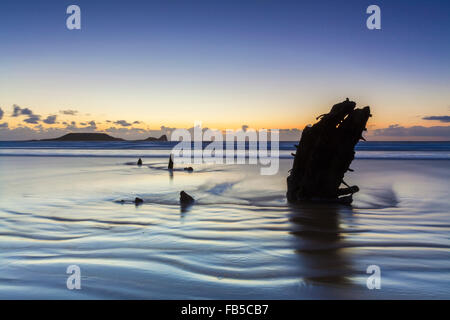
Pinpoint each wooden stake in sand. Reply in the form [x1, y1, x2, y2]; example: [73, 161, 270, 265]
[168, 154, 174, 170]
[287, 98, 371, 204]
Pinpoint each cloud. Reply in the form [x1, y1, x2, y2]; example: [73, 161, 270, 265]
[278, 128, 302, 141]
[23, 114, 41, 124]
[114, 120, 132, 127]
[12, 105, 34, 117]
[106, 127, 145, 134]
[59, 109, 78, 115]
[0, 123, 160, 141]
[160, 125, 176, 134]
[64, 120, 97, 131]
[64, 121, 78, 130]
[3, 119, 447, 141]
[0, 107, 3, 120]
[242, 124, 249, 132]
[422, 116, 450, 123]
[11, 104, 41, 124]
[86, 120, 97, 129]
[133, 121, 141, 124]
[43, 115, 57, 124]
[0, 125, 73, 140]
[372, 124, 450, 138]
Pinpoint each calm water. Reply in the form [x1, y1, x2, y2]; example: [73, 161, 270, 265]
[0, 141, 449, 299]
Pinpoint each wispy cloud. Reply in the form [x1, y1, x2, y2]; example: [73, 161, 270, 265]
[64, 120, 97, 130]
[422, 116, 450, 123]
[279, 128, 302, 141]
[114, 120, 132, 127]
[59, 109, 78, 116]
[372, 124, 450, 138]
[86, 120, 97, 129]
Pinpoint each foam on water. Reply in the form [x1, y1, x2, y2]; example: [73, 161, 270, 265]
[1, 141, 450, 160]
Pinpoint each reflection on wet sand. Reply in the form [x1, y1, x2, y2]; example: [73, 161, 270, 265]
[288, 203, 355, 287]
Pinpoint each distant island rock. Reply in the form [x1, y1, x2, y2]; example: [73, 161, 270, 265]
[41, 133, 124, 141]
[38, 133, 169, 142]
[143, 135, 168, 142]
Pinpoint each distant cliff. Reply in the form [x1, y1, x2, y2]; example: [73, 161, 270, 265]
[142, 134, 168, 142]
[39, 133, 169, 142]
[41, 133, 124, 141]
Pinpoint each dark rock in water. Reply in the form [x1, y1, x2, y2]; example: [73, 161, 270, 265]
[180, 191, 194, 205]
[287, 98, 371, 204]
[184, 167, 193, 172]
[168, 154, 174, 170]
[134, 197, 144, 205]
[137, 158, 143, 166]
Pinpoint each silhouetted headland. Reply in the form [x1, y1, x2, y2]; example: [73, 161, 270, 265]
[40, 133, 124, 141]
[143, 134, 168, 142]
[36, 133, 168, 142]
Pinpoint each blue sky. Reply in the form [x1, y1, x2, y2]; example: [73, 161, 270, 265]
[0, 0, 449, 140]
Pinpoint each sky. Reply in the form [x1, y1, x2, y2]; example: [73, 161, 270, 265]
[0, 0, 449, 140]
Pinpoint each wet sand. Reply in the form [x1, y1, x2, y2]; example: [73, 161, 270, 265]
[0, 155, 449, 299]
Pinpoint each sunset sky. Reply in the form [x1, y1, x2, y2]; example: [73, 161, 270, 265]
[0, 0, 449, 140]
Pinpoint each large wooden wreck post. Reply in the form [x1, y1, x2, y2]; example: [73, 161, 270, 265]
[287, 99, 371, 204]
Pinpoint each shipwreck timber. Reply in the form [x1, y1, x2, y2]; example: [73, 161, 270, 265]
[287, 98, 371, 204]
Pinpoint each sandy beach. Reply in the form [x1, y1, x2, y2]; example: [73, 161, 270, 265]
[0, 142, 449, 299]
